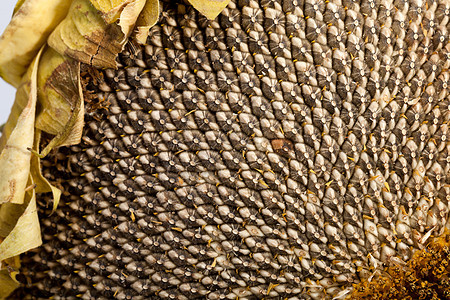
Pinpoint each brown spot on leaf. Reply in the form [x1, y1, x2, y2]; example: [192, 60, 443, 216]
[43, 55, 80, 107]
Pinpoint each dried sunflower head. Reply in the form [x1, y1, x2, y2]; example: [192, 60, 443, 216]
[0, 0, 449, 299]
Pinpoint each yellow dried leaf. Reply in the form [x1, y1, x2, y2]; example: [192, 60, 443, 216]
[0, 48, 42, 205]
[90, 0, 149, 38]
[35, 48, 84, 148]
[0, 0, 72, 87]
[0, 186, 41, 264]
[48, 0, 125, 69]
[118, 0, 146, 39]
[13, 0, 26, 14]
[0, 203, 26, 239]
[0, 269, 19, 299]
[89, 0, 130, 24]
[0, 82, 31, 151]
[35, 48, 73, 136]
[0, 47, 60, 298]
[187, 0, 231, 20]
[134, 0, 160, 44]
[30, 130, 61, 211]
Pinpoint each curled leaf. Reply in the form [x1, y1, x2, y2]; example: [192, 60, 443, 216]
[36, 48, 84, 149]
[0, 186, 41, 297]
[0, 187, 41, 264]
[0, 48, 42, 205]
[187, 0, 231, 20]
[0, 203, 27, 239]
[118, 0, 147, 40]
[90, 0, 148, 38]
[0, 269, 19, 299]
[35, 49, 73, 135]
[30, 130, 62, 211]
[13, 0, 26, 14]
[0, 0, 72, 87]
[134, 0, 160, 44]
[0, 81, 31, 151]
[89, 0, 131, 24]
[0, 48, 56, 299]
[48, 0, 125, 69]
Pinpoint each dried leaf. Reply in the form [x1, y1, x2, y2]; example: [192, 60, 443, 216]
[35, 81, 84, 157]
[89, 0, 130, 24]
[35, 49, 73, 135]
[0, 0, 72, 87]
[0, 53, 46, 300]
[48, 0, 125, 69]
[0, 48, 42, 205]
[0, 269, 19, 299]
[13, 0, 26, 14]
[0, 81, 32, 151]
[134, 0, 160, 44]
[90, 0, 148, 38]
[30, 130, 61, 211]
[0, 186, 41, 265]
[187, 0, 231, 20]
[35, 48, 84, 148]
[118, 0, 146, 39]
[0, 183, 41, 300]
[0, 203, 27, 239]
[0, 46, 60, 297]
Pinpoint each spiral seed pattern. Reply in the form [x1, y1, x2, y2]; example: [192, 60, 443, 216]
[15, 0, 449, 299]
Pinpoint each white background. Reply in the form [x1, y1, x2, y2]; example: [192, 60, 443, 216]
[0, 1, 20, 125]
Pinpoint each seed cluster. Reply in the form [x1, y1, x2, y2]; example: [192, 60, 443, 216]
[14, 0, 450, 299]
